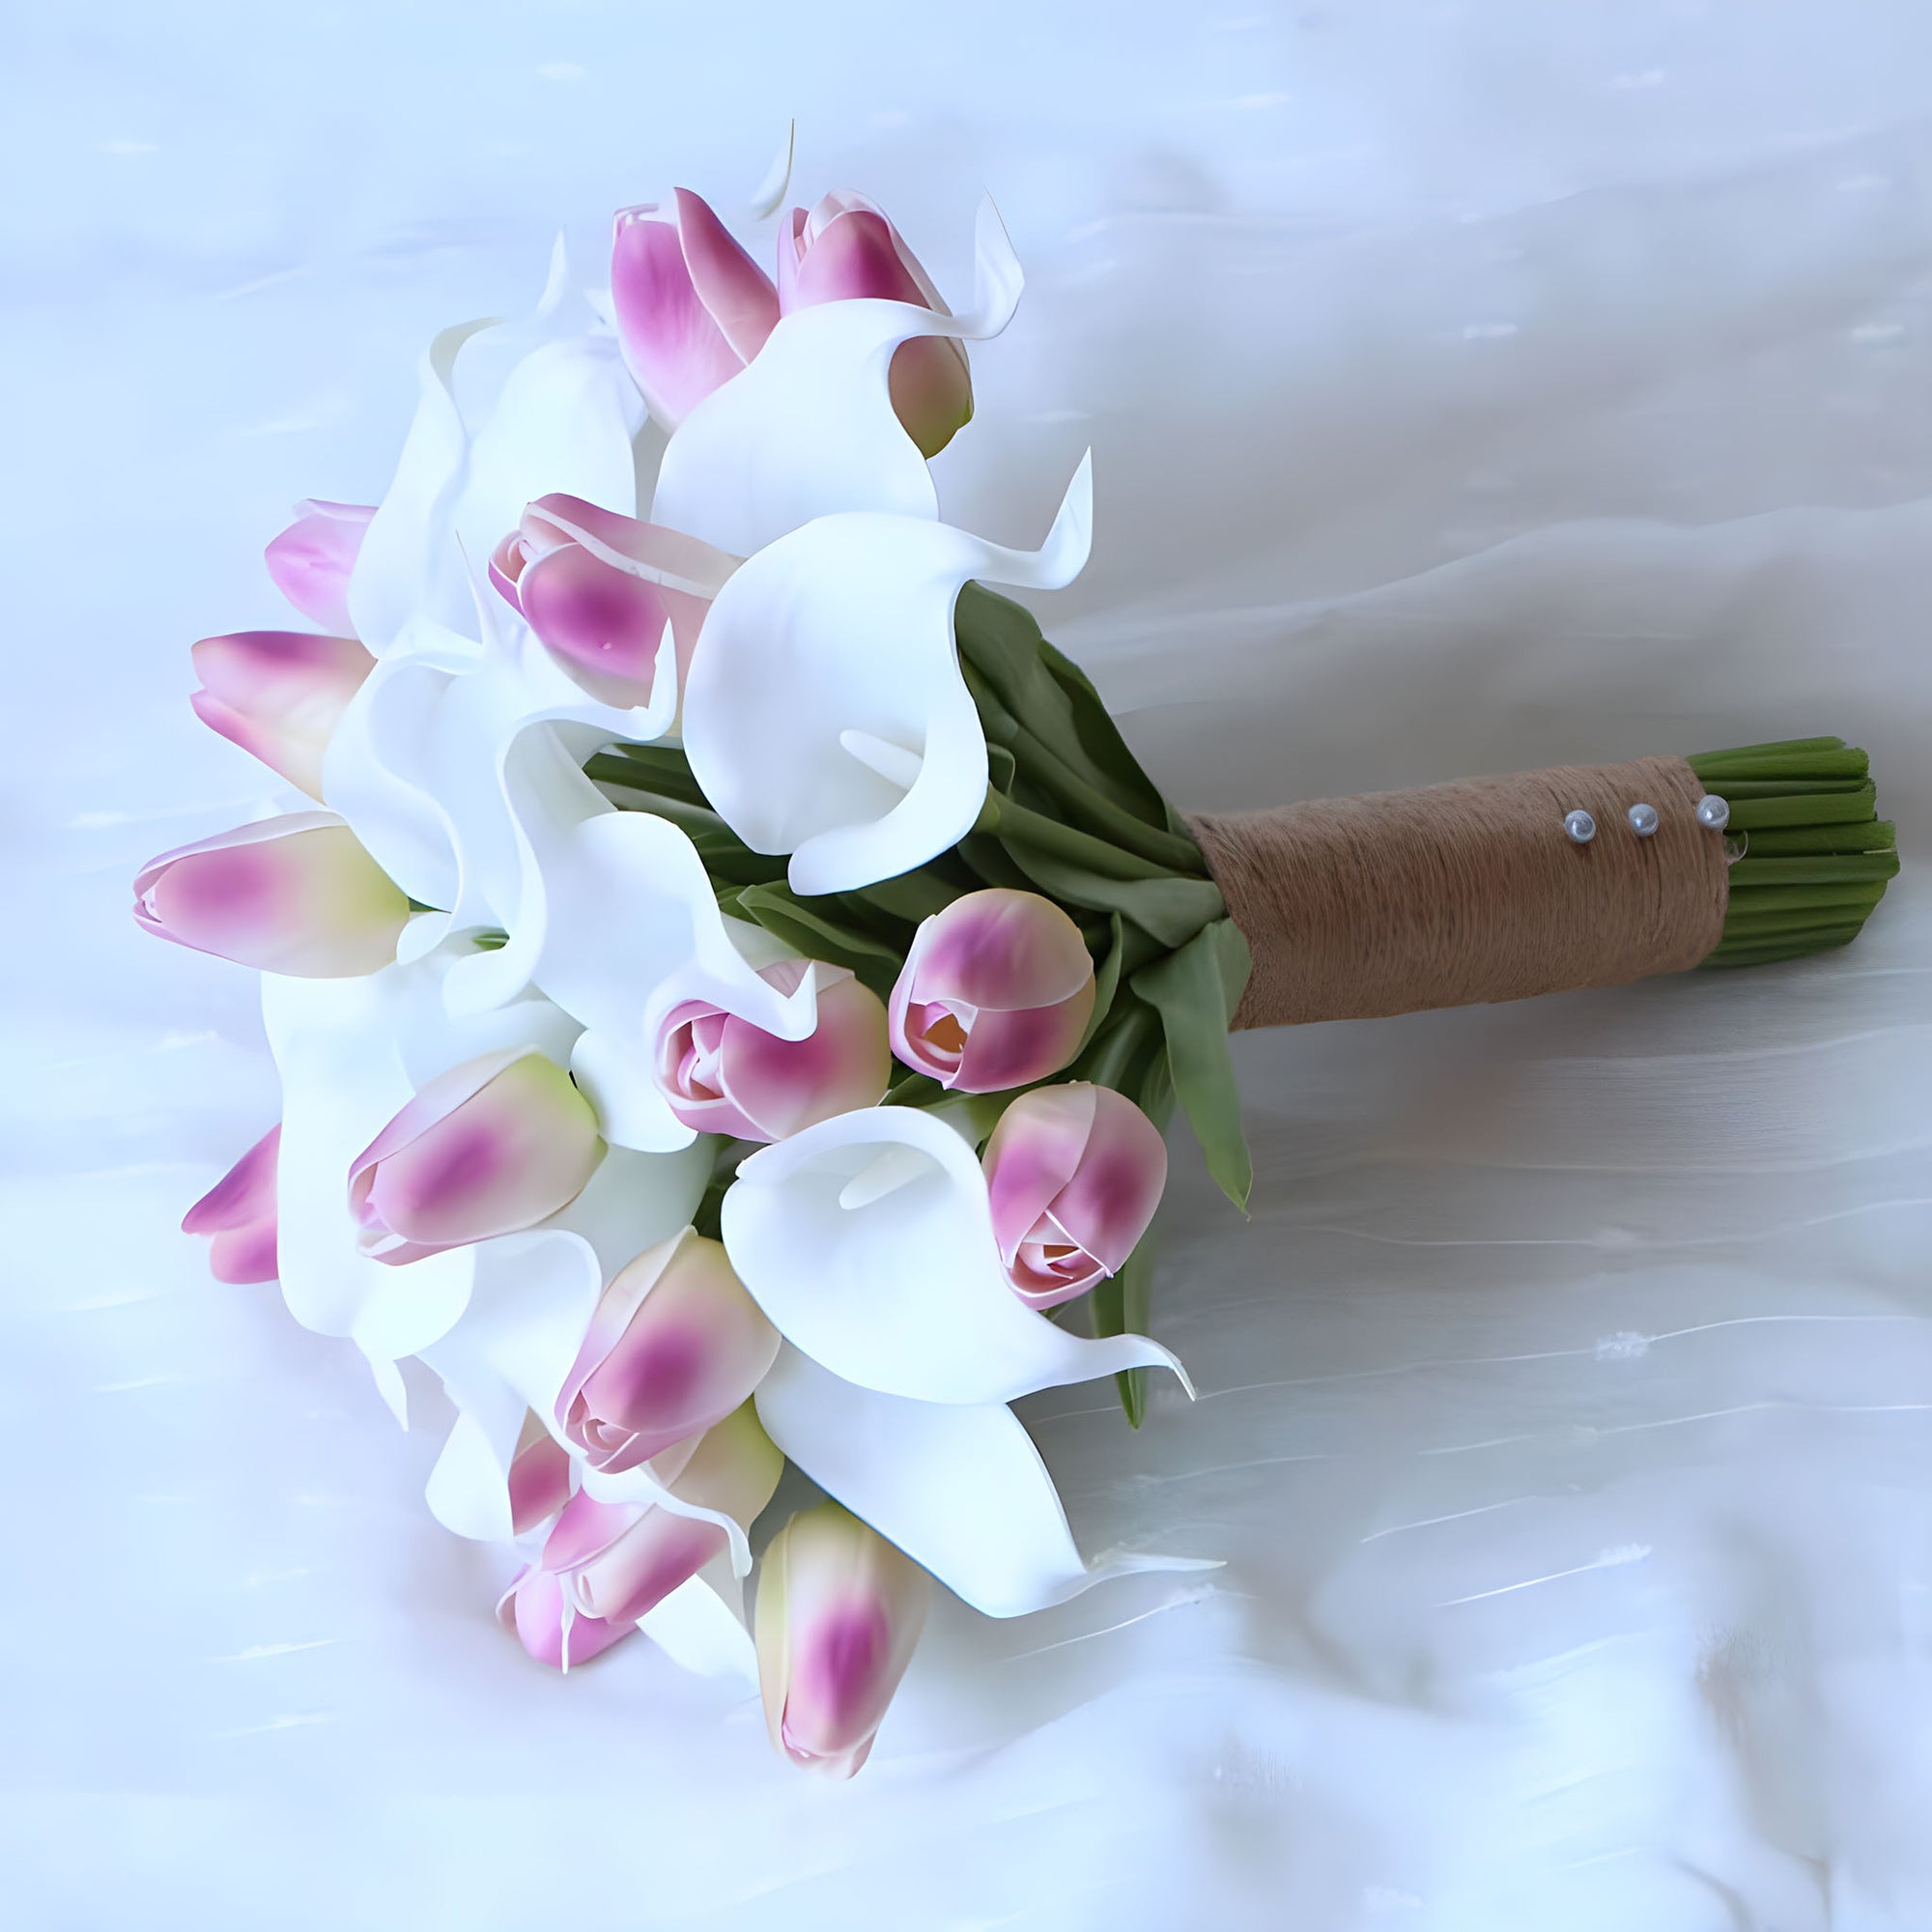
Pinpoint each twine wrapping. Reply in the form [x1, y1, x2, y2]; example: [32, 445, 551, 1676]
[1190, 755, 1730, 1032]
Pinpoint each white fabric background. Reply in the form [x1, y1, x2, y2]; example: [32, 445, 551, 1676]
[8, 3, 1932, 1924]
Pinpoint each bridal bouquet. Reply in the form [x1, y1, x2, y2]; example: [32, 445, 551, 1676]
[140, 174, 1896, 1777]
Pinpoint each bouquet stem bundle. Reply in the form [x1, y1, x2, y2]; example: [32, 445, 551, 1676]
[1689, 737, 1898, 967]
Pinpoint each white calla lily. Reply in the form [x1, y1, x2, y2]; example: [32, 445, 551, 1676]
[722, 1104, 1185, 1406]
[650, 195, 1021, 557]
[754, 1347, 1215, 1619]
[347, 241, 643, 657]
[681, 453, 1094, 896]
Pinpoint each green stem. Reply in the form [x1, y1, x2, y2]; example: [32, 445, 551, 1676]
[1687, 738, 1898, 967]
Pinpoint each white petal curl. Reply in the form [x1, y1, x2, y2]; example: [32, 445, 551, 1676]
[681, 451, 1093, 896]
[754, 1347, 1216, 1619]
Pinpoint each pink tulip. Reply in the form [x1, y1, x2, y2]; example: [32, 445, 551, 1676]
[777, 190, 974, 458]
[755, 1501, 930, 1779]
[490, 493, 717, 709]
[133, 813, 411, 978]
[656, 960, 890, 1143]
[497, 1563, 633, 1672]
[982, 1083, 1168, 1309]
[557, 1230, 779, 1474]
[540, 1404, 781, 1627]
[190, 630, 376, 799]
[888, 889, 1096, 1094]
[348, 1047, 606, 1266]
[181, 1123, 280, 1284]
[264, 499, 376, 635]
[611, 188, 781, 429]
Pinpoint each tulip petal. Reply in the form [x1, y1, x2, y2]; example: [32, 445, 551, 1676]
[983, 1083, 1096, 1266]
[182, 1122, 280, 1235]
[680, 455, 1091, 897]
[191, 630, 375, 799]
[184, 1123, 282, 1284]
[722, 1105, 1184, 1406]
[497, 1564, 633, 1670]
[755, 1346, 1216, 1618]
[669, 187, 781, 363]
[265, 499, 377, 635]
[652, 194, 1020, 556]
[611, 202, 775, 428]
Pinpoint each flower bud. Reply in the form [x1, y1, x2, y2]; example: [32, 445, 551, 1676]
[656, 961, 890, 1143]
[133, 813, 410, 978]
[888, 889, 1096, 1094]
[777, 191, 973, 457]
[982, 1083, 1168, 1308]
[542, 1404, 781, 1626]
[490, 506, 669, 711]
[611, 188, 781, 428]
[181, 1123, 280, 1284]
[755, 1501, 929, 1779]
[348, 1047, 606, 1266]
[263, 499, 376, 635]
[189, 630, 375, 799]
[496, 1564, 633, 1671]
[557, 1229, 779, 1473]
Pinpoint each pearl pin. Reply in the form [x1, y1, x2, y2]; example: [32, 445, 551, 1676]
[1627, 802, 1659, 838]
[1694, 794, 1730, 832]
[1564, 809, 1597, 845]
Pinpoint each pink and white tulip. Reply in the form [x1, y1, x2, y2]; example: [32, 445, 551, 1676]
[982, 1083, 1168, 1309]
[497, 1563, 633, 1671]
[755, 1501, 930, 1779]
[348, 1047, 606, 1266]
[611, 189, 781, 429]
[133, 813, 411, 978]
[495, 495, 715, 715]
[181, 1123, 280, 1284]
[263, 499, 376, 635]
[557, 1229, 779, 1474]
[189, 630, 375, 798]
[778, 190, 974, 458]
[888, 889, 1096, 1094]
[540, 1404, 781, 1626]
[656, 960, 890, 1143]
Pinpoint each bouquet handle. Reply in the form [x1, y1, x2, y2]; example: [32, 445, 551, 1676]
[1191, 739, 1895, 1031]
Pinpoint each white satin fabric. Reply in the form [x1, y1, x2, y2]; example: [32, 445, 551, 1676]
[10, 2, 1932, 1926]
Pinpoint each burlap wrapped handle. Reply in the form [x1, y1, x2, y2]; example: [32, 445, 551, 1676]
[1190, 754, 1730, 1032]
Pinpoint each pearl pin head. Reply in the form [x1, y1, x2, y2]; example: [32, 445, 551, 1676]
[1694, 794, 1730, 832]
[1627, 802, 1660, 838]
[1564, 809, 1597, 845]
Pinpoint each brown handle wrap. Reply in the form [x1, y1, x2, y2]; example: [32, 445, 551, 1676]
[1189, 755, 1730, 1031]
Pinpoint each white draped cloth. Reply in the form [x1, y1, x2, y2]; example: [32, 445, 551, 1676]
[10, 2, 1932, 1924]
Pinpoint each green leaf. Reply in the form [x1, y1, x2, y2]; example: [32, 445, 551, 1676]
[1089, 1237, 1156, 1428]
[1077, 912, 1128, 1051]
[1131, 919, 1253, 1210]
[732, 884, 906, 1001]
